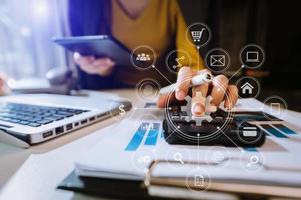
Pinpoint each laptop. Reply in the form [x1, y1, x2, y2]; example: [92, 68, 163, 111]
[0, 93, 131, 144]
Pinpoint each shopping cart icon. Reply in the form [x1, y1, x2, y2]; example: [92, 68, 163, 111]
[191, 28, 206, 42]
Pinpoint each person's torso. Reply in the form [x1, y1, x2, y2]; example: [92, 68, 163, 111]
[111, 0, 177, 87]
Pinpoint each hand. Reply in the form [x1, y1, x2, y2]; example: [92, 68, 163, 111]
[157, 67, 238, 116]
[73, 52, 115, 76]
[0, 73, 10, 96]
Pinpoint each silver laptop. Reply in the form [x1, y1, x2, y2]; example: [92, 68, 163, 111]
[0, 93, 131, 144]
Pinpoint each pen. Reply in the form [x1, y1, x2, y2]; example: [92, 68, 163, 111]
[159, 72, 213, 94]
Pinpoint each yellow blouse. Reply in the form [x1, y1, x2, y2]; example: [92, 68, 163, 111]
[111, 0, 204, 86]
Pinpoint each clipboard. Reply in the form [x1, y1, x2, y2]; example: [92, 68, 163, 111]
[144, 159, 301, 199]
[58, 159, 301, 199]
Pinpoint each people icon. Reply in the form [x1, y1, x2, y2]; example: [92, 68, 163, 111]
[136, 53, 151, 62]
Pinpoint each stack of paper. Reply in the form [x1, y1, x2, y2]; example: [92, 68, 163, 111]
[74, 98, 301, 190]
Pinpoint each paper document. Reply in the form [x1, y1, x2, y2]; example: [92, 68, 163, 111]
[75, 98, 301, 187]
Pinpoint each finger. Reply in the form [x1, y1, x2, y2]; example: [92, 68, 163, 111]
[98, 64, 114, 76]
[195, 81, 209, 97]
[190, 69, 211, 96]
[0, 78, 4, 89]
[94, 58, 115, 76]
[191, 86, 206, 116]
[75, 56, 95, 66]
[176, 67, 192, 101]
[224, 85, 238, 109]
[93, 58, 115, 68]
[78, 63, 99, 74]
[0, 74, 9, 96]
[210, 75, 229, 107]
[0, 78, 5, 95]
[157, 93, 176, 108]
[74, 52, 95, 66]
[79, 58, 115, 75]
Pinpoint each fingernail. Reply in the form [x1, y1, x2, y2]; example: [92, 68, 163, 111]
[193, 104, 203, 114]
[195, 91, 203, 98]
[176, 90, 185, 100]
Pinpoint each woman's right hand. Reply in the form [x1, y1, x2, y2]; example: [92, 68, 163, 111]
[73, 52, 115, 76]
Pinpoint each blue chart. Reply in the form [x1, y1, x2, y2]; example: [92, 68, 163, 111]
[244, 123, 298, 152]
[125, 122, 297, 152]
[125, 122, 162, 151]
[244, 147, 258, 152]
[260, 124, 297, 138]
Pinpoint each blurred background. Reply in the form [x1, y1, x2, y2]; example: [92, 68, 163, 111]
[0, 0, 67, 78]
[0, 0, 300, 110]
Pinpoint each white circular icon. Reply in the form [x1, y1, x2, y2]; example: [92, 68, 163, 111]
[240, 44, 265, 69]
[263, 96, 287, 120]
[185, 168, 211, 193]
[205, 146, 229, 167]
[165, 148, 192, 169]
[237, 121, 263, 144]
[248, 155, 259, 166]
[186, 22, 211, 48]
[131, 148, 156, 173]
[131, 45, 157, 70]
[173, 152, 184, 164]
[236, 76, 261, 98]
[240, 152, 264, 172]
[108, 99, 132, 122]
[136, 79, 161, 102]
[205, 48, 231, 73]
[165, 49, 192, 74]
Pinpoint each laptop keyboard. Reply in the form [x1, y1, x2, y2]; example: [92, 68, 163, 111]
[0, 103, 89, 127]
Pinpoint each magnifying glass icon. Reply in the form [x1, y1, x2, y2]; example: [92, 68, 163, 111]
[247, 155, 259, 167]
[174, 152, 184, 164]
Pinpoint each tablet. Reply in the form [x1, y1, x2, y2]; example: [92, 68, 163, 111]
[53, 35, 131, 66]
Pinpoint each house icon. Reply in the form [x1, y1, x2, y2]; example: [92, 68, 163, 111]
[241, 82, 254, 94]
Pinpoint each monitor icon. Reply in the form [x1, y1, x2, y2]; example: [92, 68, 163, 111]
[246, 51, 259, 62]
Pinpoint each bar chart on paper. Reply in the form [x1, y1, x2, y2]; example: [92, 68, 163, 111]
[125, 122, 163, 151]
[124, 121, 300, 153]
[74, 99, 301, 187]
[243, 123, 299, 152]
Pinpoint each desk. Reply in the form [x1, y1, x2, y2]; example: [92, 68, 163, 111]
[0, 90, 140, 200]
[0, 90, 300, 200]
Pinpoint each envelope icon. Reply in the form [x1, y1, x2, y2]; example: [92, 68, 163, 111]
[210, 55, 225, 67]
